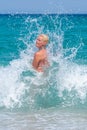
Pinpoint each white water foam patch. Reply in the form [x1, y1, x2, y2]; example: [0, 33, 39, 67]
[0, 45, 50, 109]
[0, 62, 25, 108]
[56, 59, 87, 105]
[0, 46, 34, 108]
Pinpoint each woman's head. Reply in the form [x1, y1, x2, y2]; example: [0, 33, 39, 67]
[39, 34, 49, 43]
[36, 34, 49, 48]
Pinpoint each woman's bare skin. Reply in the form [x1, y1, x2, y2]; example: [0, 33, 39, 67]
[32, 34, 49, 72]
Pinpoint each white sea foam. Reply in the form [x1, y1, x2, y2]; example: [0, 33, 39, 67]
[0, 15, 87, 109]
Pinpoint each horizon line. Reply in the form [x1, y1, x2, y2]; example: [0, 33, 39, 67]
[0, 13, 87, 15]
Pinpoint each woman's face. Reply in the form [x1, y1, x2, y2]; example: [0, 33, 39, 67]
[36, 36, 45, 48]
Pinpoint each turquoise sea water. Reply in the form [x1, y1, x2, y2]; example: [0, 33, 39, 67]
[0, 14, 87, 130]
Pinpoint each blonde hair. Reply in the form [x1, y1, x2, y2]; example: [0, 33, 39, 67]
[39, 34, 49, 43]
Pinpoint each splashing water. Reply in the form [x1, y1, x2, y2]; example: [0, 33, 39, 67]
[0, 14, 87, 111]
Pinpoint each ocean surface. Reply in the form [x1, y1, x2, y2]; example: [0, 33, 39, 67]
[0, 14, 87, 130]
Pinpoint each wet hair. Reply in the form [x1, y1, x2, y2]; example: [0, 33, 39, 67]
[39, 34, 49, 43]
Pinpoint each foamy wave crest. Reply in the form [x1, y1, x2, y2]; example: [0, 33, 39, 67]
[0, 48, 87, 110]
[56, 59, 87, 107]
[0, 14, 87, 110]
[0, 54, 30, 108]
[0, 45, 51, 109]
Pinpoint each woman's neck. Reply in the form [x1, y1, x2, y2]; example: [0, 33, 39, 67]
[39, 46, 46, 50]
